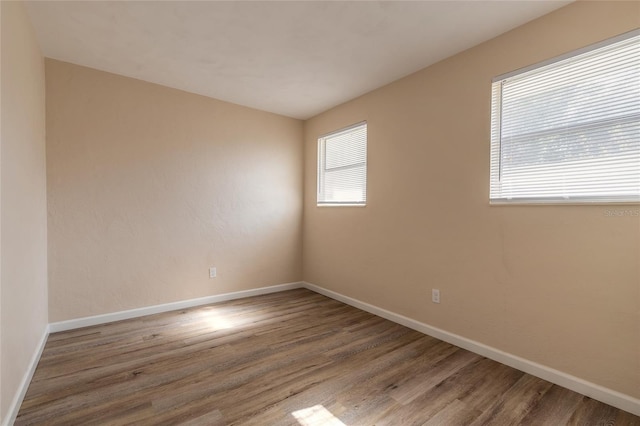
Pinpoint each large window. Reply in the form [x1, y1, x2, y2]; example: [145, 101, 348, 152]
[317, 122, 367, 206]
[489, 30, 639, 204]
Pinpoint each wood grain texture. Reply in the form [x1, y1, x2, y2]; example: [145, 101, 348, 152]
[16, 289, 640, 425]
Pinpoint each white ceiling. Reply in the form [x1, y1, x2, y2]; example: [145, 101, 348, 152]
[26, 1, 571, 119]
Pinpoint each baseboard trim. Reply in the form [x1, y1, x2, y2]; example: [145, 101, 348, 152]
[49, 282, 304, 333]
[6, 282, 303, 425]
[302, 281, 640, 417]
[3, 325, 50, 426]
[11, 281, 638, 422]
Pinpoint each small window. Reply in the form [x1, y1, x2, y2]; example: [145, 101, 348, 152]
[317, 122, 367, 206]
[490, 30, 639, 204]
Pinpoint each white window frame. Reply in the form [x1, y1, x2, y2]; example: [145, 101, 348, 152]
[489, 30, 640, 205]
[317, 121, 367, 206]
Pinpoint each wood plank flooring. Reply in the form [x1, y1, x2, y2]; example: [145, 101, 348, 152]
[16, 289, 640, 425]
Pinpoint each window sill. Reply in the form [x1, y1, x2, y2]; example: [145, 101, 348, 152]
[316, 203, 366, 207]
[489, 199, 640, 206]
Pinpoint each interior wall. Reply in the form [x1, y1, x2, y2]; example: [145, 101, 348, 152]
[0, 0, 48, 419]
[303, 1, 640, 399]
[46, 60, 303, 322]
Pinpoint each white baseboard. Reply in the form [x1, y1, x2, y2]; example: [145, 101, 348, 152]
[49, 282, 303, 333]
[3, 325, 50, 426]
[302, 281, 640, 417]
[10, 280, 638, 424]
[5, 282, 303, 426]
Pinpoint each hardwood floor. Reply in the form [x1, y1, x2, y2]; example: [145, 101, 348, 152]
[16, 289, 639, 425]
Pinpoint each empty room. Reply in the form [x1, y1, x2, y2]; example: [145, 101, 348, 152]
[2, 0, 639, 424]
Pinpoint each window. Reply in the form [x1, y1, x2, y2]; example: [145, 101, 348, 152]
[317, 122, 367, 205]
[489, 30, 639, 204]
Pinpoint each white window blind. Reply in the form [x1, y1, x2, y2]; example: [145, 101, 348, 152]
[317, 122, 367, 205]
[490, 30, 640, 204]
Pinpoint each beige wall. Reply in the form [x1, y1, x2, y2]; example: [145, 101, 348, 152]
[46, 60, 303, 322]
[303, 1, 640, 399]
[0, 0, 48, 420]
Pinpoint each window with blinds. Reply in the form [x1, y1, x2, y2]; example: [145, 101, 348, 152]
[317, 122, 367, 205]
[489, 30, 639, 204]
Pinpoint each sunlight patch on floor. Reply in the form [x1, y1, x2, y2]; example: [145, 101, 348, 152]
[190, 304, 270, 330]
[198, 307, 248, 330]
[292, 405, 346, 426]
[203, 311, 235, 329]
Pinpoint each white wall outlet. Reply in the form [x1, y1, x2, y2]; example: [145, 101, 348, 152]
[209, 267, 217, 278]
[432, 289, 440, 304]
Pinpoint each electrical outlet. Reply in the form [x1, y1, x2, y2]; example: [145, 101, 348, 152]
[209, 267, 217, 278]
[432, 289, 440, 304]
